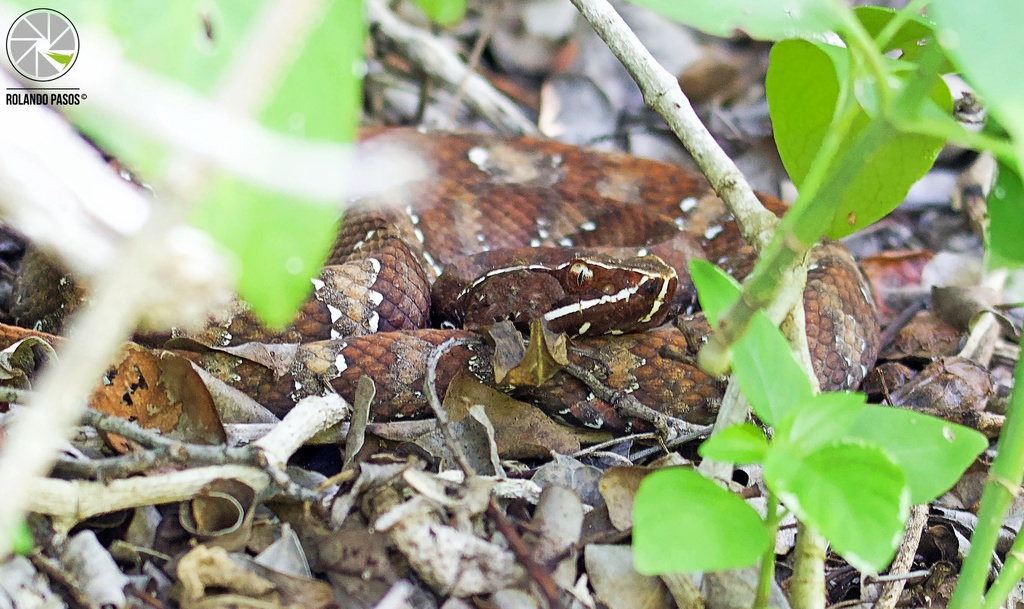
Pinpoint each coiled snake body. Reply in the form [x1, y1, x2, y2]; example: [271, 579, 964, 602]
[15, 130, 878, 432]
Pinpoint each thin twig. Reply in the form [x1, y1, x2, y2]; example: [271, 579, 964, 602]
[365, 0, 537, 135]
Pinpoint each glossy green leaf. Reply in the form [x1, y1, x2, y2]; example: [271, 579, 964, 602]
[849, 406, 988, 504]
[411, 0, 466, 26]
[853, 6, 939, 61]
[731, 312, 813, 426]
[699, 423, 770, 464]
[765, 440, 909, 573]
[766, 39, 947, 238]
[627, 0, 843, 41]
[775, 392, 867, 455]
[988, 161, 1024, 265]
[634, 468, 768, 574]
[49, 1, 364, 326]
[689, 259, 741, 326]
[931, 0, 1024, 145]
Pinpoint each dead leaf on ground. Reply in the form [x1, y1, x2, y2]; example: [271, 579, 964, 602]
[91, 343, 225, 452]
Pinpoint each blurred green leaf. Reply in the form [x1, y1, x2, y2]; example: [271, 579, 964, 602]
[699, 423, 770, 464]
[987, 160, 1024, 265]
[689, 259, 741, 326]
[627, 0, 843, 41]
[767, 38, 946, 238]
[731, 312, 813, 426]
[848, 406, 988, 504]
[411, 0, 466, 26]
[634, 468, 768, 573]
[765, 440, 909, 574]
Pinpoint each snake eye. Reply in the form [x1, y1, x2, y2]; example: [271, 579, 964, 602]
[569, 262, 592, 287]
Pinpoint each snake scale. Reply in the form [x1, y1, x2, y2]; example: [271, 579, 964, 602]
[12, 129, 881, 432]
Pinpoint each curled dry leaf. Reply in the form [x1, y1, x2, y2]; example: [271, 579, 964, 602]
[932, 285, 1020, 341]
[90, 343, 225, 452]
[179, 478, 257, 552]
[0, 336, 57, 389]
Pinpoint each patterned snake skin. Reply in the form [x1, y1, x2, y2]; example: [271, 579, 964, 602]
[10, 130, 881, 432]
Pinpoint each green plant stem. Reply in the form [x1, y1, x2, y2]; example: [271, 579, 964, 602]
[836, 9, 893, 109]
[984, 550, 1024, 609]
[753, 491, 781, 609]
[873, 0, 932, 50]
[790, 523, 827, 609]
[699, 115, 893, 374]
[948, 355, 1024, 609]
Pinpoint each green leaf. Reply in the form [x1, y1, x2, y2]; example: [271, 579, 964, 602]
[689, 259, 741, 326]
[849, 406, 988, 504]
[731, 312, 813, 426]
[699, 423, 770, 464]
[988, 161, 1024, 265]
[775, 392, 867, 455]
[931, 0, 1024, 146]
[411, 0, 466, 26]
[626, 0, 843, 41]
[59, 1, 364, 326]
[765, 440, 909, 573]
[766, 39, 947, 238]
[634, 468, 768, 574]
[9, 521, 33, 556]
[853, 6, 938, 60]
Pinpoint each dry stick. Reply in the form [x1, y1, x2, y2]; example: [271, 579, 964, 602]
[424, 338, 562, 609]
[567, 1, 827, 607]
[365, 0, 537, 135]
[870, 504, 928, 609]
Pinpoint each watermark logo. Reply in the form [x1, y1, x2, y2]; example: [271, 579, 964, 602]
[7, 8, 78, 82]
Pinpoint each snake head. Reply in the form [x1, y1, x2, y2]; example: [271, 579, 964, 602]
[542, 254, 678, 336]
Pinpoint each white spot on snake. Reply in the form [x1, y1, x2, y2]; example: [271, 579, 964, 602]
[808, 263, 820, 271]
[675, 217, 687, 230]
[584, 415, 604, 429]
[414, 228, 425, 243]
[365, 229, 377, 240]
[680, 197, 698, 212]
[580, 221, 596, 231]
[368, 289, 384, 307]
[327, 304, 343, 323]
[530, 239, 541, 247]
[476, 233, 486, 243]
[537, 228, 549, 239]
[331, 329, 341, 339]
[311, 277, 326, 290]
[335, 353, 348, 373]
[468, 146, 489, 169]
[537, 217, 550, 227]
[558, 408, 571, 415]
[367, 257, 382, 275]
[608, 329, 624, 335]
[558, 237, 574, 247]
[585, 392, 595, 401]
[405, 206, 419, 225]
[637, 248, 649, 256]
[705, 225, 724, 240]
[578, 321, 591, 335]
[423, 251, 443, 276]
[294, 381, 303, 391]
[368, 311, 380, 332]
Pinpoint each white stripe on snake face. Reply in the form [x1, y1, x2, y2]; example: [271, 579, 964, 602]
[637, 274, 671, 323]
[542, 281, 644, 322]
[457, 263, 556, 300]
[405, 206, 419, 225]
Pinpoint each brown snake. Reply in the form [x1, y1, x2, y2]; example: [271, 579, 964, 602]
[12, 129, 881, 432]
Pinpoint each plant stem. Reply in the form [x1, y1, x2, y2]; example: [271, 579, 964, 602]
[754, 491, 781, 609]
[790, 524, 827, 609]
[948, 355, 1024, 609]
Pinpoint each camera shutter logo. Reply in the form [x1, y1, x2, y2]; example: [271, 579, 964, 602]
[6, 8, 78, 82]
